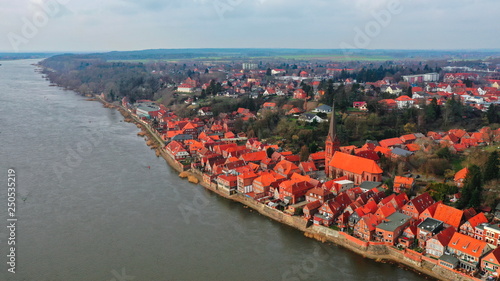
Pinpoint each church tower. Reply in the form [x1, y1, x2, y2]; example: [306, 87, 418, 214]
[325, 101, 340, 177]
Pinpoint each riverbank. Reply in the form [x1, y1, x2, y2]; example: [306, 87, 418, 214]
[95, 97, 475, 281]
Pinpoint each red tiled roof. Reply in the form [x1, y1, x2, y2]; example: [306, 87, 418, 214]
[329, 152, 383, 175]
[433, 227, 456, 247]
[394, 176, 414, 187]
[454, 168, 469, 181]
[400, 134, 416, 142]
[240, 151, 267, 162]
[466, 213, 488, 228]
[379, 137, 404, 148]
[448, 232, 489, 258]
[300, 161, 317, 172]
[406, 143, 420, 152]
[433, 203, 463, 229]
[405, 193, 435, 214]
[309, 151, 325, 160]
[305, 200, 322, 211]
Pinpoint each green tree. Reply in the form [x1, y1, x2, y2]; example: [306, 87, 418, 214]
[486, 104, 500, 124]
[266, 147, 275, 159]
[457, 165, 482, 209]
[484, 151, 499, 182]
[436, 147, 452, 160]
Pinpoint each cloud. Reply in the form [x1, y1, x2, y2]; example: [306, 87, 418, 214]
[0, 0, 498, 51]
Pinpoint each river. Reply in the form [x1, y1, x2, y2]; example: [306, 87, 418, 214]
[0, 59, 430, 281]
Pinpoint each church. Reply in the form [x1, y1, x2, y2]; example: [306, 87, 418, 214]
[324, 102, 383, 184]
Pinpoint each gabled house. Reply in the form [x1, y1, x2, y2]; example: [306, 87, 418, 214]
[217, 174, 238, 195]
[278, 177, 315, 205]
[398, 224, 418, 248]
[313, 104, 332, 113]
[308, 151, 325, 170]
[274, 160, 301, 178]
[454, 167, 469, 188]
[240, 151, 267, 164]
[400, 134, 417, 144]
[425, 227, 456, 258]
[299, 113, 323, 123]
[379, 137, 404, 149]
[481, 247, 500, 277]
[401, 193, 435, 219]
[448, 232, 492, 273]
[418, 201, 441, 221]
[395, 95, 415, 109]
[460, 212, 488, 239]
[252, 171, 286, 197]
[393, 176, 415, 194]
[305, 187, 333, 204]
[303, 200, 322, 219]
[166, 141, 190, 160]
[353, 101, 368, 111]
[237, 172, 259, 194]
[293, 89, 308, 100]
[316, 201, 342, 226]
[354, 213, 379, 241]
[299, 161, 318, 176]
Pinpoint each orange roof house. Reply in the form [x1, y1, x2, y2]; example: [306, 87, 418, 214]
[481, 248, 500, 277]
[405, 143, 420, 152]
[400, 134, 417, 144]
[305, 187, 334, 204]
[328, 152, 383, 184]
[308, 151, 325, 169]
[393, 176, 415, 194]
[299, 161, 318, 175]
[418, 201, 441, 221]
[433, 203, 464, 230]
[454, 168, 469, 188]
[240, 151, 267, 163]
[262, 102, 277, 109]
[379, 137, 404, 148]
[252, 171, 286, 196]
[448, 232, 492, 272]
[354, 213, 379, 241]
[374, 146, 391, 157]
[278, 178, 314, 205]
[459, 212, 488, 238]
[303, 200, 322, 219]
[274, 160, 301, 178]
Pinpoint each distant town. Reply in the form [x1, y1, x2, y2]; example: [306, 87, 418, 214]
[41, 52, 500, 281]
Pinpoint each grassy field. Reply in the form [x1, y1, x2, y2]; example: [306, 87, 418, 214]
[106, 54, 399, 63]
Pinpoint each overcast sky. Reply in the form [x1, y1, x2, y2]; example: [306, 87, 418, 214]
[1, 0, 499, 52]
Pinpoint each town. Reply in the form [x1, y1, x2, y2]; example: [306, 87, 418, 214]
[41, 53, 500, 281]
[111, 63, 500, 281]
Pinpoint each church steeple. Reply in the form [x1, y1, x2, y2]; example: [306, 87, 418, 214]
[325, 100, 340, 177]
[327, 101, 337, 140]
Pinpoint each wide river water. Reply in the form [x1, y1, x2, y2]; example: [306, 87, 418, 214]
[0, 59, 430, 281]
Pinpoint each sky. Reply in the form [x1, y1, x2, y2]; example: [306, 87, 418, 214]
[1, 0, 499, 52]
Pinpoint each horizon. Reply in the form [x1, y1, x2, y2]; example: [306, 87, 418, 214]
[2, 47, 500, 55]
[2, 0, 499, 53]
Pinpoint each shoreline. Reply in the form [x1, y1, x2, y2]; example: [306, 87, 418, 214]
[95, 97, 474, 281]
